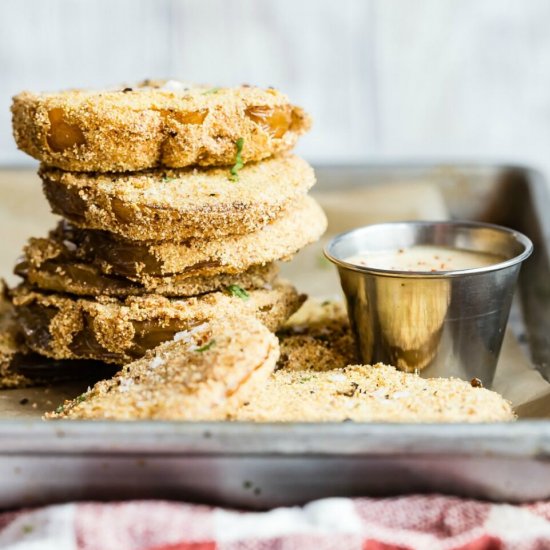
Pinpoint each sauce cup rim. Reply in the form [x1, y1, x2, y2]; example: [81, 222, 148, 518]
[324, 220, 534, 278]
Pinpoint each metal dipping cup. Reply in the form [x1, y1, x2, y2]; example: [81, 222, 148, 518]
[324, 221, 533, 386]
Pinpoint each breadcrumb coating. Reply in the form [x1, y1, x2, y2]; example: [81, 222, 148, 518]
[23, 195, 325, 285]
[12, 80, 311, 172]
[47, 315, 279, 420]
[40, 155, 316, 241]
[17, 230, 279, 297]
[42, 299, 514, 422]
[13, 279, 304, 365]
[93, 195, 325, 277]
[235, 300, 515, 422]
[233, 363, 515, 422]
[0, 281, 119, 388]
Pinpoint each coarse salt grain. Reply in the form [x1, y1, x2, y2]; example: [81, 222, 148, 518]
[149, 356, 165, 369]
[370, 388, 387, 400]
[159, 80, 192, 92]
[63, 240, 77, 252]
[173, 323, 208, 343]
[392, 391, 411, 400]
[118, 378, 133, 393]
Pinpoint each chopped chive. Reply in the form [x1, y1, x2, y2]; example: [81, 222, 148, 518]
[203, 87, 220, 95]
[229, 138, 244, 181]
[196, 339, 216, 353]
[227, 284, 250, 301]
[75, 393, 87, 404]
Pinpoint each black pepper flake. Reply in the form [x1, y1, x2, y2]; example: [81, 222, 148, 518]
[338, 382, 359, 398]
[19, 398, 29, 405]
[122, 87, 133, 93]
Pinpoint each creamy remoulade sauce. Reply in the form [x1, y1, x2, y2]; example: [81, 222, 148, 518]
[345, 245, 505, 272]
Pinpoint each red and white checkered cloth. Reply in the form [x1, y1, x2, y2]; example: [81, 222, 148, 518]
[1, 495, 550, 549]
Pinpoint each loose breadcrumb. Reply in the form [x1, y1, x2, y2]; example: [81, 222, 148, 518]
[277, 299, 358, 372]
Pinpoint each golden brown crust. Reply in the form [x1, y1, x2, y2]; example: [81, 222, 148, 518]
[44, 299, 514, 422]
[0, 281, 119, 388]
[17, 231, 279, 297]
[235, 363, 515, 423]
[47, 315, 279, 420]
[24, 196, 325, 286]
[40, 155, 316, 241]
[239, 300, 514, 422]
[13, 280, 305, 365]
[92, 195, 325, 277]
[12, 81, 311, 172]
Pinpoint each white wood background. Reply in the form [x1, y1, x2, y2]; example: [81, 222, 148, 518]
[2, 0, 550, 175]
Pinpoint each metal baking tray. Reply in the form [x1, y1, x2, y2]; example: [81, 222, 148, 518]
[1, 162, 550, 509]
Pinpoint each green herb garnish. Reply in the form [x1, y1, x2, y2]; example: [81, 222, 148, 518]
[229, 138, 244, 181]
[55, 404, 64, 414]
[162, 176, 176, 183]
[22, 525, 34, 534]
[203, 87, 220, 95]
[227, 284, 250, 301]
[196, 339, 216, 353]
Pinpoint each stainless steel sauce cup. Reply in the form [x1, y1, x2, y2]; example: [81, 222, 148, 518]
[324, 221, 533, 386]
